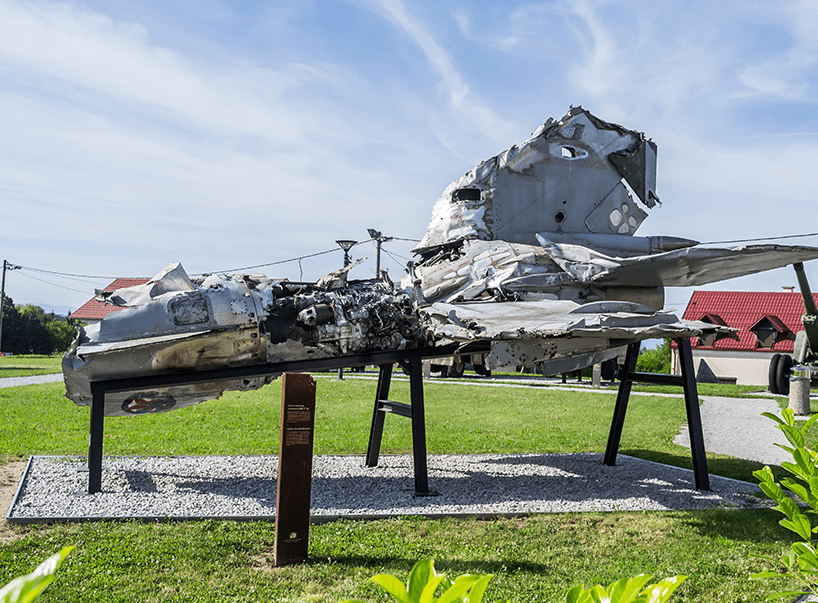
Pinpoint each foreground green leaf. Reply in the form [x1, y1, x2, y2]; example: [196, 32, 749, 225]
[0, 547, 73, 603]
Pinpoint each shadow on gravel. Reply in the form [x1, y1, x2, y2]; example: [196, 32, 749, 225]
[621, 448, 778, 483]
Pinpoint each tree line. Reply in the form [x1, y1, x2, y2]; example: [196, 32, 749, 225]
[1, 296, 77, 355]
[636, 339, 672, 373]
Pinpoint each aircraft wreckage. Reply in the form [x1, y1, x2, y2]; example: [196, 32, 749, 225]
[63, 106, 818, 416]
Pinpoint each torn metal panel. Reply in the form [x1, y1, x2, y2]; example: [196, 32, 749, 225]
[403, 239, 577, 304]
[488, 345, 622, 376]
[95, 262, 196, 306]
[415, 106, 659, 252]
[417, 300, 724, 370]
[419, 300, 711, 342]
[402, 238, 668, 310]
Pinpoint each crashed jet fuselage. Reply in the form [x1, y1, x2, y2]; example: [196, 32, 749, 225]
[63, 107, 818, 416]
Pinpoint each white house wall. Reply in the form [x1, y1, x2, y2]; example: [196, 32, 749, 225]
[672, 348, 776, 385]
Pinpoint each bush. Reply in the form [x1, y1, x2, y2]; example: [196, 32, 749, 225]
[340, 559, 685, 603]
[752, 409, 818, 599]
[636, 339, 671, 374]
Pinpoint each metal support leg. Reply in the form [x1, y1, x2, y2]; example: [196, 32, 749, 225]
[365, 364, 393, 467]
[408, 357, 435, 496]
[604, 342, 640, 466]
[676, 337, 710, 490]
[364, 360, 437, 495]
[89, 383, 105, 494]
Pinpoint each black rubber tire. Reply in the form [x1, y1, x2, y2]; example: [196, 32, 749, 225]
[601, 359, 618, 382]
[448, 359, 465, 378]
[473, 363, 491, 377]
[776, 354, 793, 396]
[769, 354, 782, 394]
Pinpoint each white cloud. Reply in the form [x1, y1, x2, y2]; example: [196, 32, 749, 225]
[0, 0, 460, 307]
[366, 0, 517, 147]
[734, 2, 818, 101]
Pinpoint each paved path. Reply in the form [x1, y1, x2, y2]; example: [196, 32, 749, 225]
[0, 373, 63, 388]
[674, 395, 793, 466]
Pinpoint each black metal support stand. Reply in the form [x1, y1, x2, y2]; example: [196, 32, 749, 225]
[365, 358, 437, 496]
[83, 345, 466, 494]
[365, 364, 393, 468]
[604, 338, 710, 491]
[82, 337, 709, 496]
[678, 338, 710, 490]
[89, 383, 105, 494]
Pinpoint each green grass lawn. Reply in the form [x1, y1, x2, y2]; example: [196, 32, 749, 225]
[0, 353, 62, 378]
[0, 511, 794, 602]
[0, 364, 806, 601]
[0, 375, 775, 482]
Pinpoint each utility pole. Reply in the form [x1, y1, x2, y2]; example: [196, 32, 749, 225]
[367, 229, 393, 280]
[0, 260, 21, 355]
[334, 240, 357, 380]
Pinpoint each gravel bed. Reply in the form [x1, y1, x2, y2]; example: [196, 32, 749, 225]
[7, 453, 767, 522]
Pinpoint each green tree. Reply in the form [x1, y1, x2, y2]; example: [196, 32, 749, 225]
[635, 339, 671, 374]
[1, 298, 77, 354]
[46, 319, 76, 353]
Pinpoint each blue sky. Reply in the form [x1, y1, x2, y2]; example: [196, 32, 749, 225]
[3, 0, 818, 314]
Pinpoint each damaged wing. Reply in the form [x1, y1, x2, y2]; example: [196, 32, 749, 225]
[538, 237, 818, 287]
[418, 299, 728, 376]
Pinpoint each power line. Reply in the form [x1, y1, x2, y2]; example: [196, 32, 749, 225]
[383, 248, 411, 265]
[17, 265, 117, 280]
[200, 235, 416, 275]
[12, 233, 421, 286]
[201, 247, 342, 276]
[15, 271, 96, 295]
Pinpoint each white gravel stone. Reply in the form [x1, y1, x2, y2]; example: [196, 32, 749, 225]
[7, 453, 767, 522]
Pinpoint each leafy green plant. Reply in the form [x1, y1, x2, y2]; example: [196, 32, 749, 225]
[341, 559, 685, 603]
[752, 408, 818, 599]
[341, 559, 502, 603]
[0, 546, 73, 603]
[564, 574, 686, 603]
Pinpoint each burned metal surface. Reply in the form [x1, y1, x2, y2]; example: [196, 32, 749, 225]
[64, 263, 423, 416]
[63, 106, 818, 415]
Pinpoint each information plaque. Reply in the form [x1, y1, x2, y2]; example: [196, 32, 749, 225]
[273, 372, 317, 566]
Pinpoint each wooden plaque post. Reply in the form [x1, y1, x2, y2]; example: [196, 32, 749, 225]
[273, 373, 317, 566]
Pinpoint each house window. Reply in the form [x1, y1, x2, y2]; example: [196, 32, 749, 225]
[749, 315, 792, 349]
[696, 313, 736, 347]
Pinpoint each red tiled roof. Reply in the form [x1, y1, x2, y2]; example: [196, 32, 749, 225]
[682, 290, 818, 352]
[69, 278, 150, 321]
